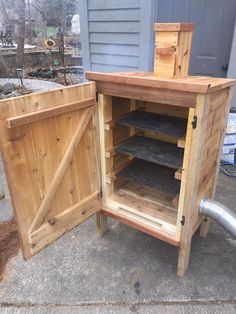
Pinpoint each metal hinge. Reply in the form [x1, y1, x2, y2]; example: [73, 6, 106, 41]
[180, 216, 185, 226]
[192, 115, 197, 129]
[192, 116, 197, 129]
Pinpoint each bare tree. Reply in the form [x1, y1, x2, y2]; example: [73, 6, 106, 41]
[16, 0, 26, 70]
[60, 0, 68, 35]
[27, 0, 32, 44]
[0, 0, 8, 25]
[29, 1, 48, 39]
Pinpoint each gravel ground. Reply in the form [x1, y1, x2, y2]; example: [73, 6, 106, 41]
[0, 79, 62, 94]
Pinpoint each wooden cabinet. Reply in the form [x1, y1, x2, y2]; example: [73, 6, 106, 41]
[0, 72, 235, 276]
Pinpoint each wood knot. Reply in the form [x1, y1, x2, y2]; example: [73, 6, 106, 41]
[184, 49, 189, 56]
[48, 218, 56, 225]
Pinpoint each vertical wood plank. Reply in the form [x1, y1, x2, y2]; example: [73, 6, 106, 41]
[96, 212, 108, 236]
[176, 108, 195, 239]
[177, 94, 210, 277]
[199, 87, 233, 237]
[98, 94, 113, 204]
[175, 31, 193, 78]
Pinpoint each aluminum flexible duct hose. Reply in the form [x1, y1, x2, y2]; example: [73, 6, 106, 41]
[200, 198, 236, 238]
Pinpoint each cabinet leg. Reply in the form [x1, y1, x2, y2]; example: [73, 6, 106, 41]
[199, 218, 210, 238]
[96, 212, 108, 236]
[177, 238, 192, 277]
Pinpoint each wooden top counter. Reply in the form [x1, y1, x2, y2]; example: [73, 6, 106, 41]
[86, 71, 236, 94]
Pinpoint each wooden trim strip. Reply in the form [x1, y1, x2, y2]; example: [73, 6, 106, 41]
[29, 106, 95, 233]
[86, 72, 210, 94]
[176, 109, 195, 238]
[86, 72, 236, 94]
[105, 146, 117, 158]
[177, 95, 210, 276]
[154, 23, 195, 32]
[175, 168, 182, 180]
[101, 207, 179, 247]
[7, 98, 95, 128]
[95, 81, 197, 108]
[177, 137, 186, 148]
[104, 120, 116, 131]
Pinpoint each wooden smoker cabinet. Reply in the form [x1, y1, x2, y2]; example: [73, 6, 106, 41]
[0, 72, 235, 277]
[86, 71, 236, 277]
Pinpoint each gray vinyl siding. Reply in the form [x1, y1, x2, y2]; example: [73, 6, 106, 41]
[88, 1, 140, 72]
[87, 0, 140, 10]
[90, 64, 138, 72]
[89, 21, 140, 33]
[88, 9, 140, 22]
[89, 33, 140, 45]
[90, 44, 139, 56]
[79, 0, 156, 73]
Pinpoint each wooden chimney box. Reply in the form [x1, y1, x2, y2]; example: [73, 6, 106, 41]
[0, 24, 235, 277]
[154, 23, 194, 78]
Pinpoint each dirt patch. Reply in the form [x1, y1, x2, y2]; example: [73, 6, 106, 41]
[0, 220, 19, 281]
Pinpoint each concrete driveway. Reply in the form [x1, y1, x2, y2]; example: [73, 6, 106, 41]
[0, 155, 236, 313]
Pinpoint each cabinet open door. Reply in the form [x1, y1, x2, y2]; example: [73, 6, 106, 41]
[0, 82, 101, 259]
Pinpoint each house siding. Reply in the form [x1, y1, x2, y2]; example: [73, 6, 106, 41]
[228, 20, 236, 107]
[79, 0, 156, 73]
